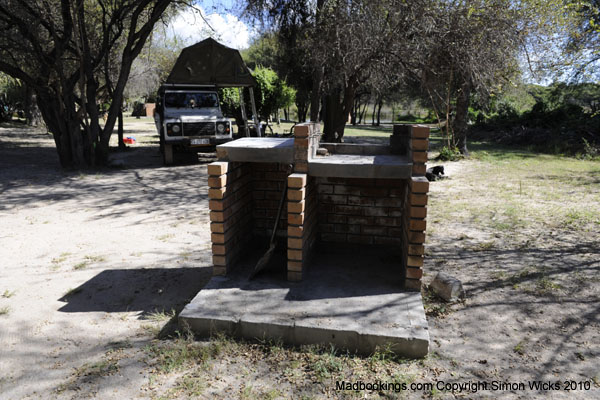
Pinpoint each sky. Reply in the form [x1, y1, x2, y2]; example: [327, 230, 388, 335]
[166, 2, 256, 50]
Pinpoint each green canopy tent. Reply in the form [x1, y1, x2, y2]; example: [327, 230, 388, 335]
[165, 38, 259, 137]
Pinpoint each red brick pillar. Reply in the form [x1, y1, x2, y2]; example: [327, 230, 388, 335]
[287, 173, 307, 281]
[286, 123, 320, 281]
[207, 161, 252, 276]
[405, 125, 430, 290]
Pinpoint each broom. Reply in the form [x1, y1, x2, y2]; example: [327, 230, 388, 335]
[249, 165, 291, 280]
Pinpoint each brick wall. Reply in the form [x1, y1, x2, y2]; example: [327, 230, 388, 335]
[207, 162, 253, 275]
[208, 161, 290, 276]
[308, 124, 429, 290]
[251, 163, 289, 238]
[315, 177, 407, 246]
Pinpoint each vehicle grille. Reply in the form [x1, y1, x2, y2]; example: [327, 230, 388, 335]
[183, 122, 215, 136]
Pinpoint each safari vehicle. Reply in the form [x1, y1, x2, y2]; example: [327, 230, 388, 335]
[155, 38, 259, 165]
[155, 85, 232, 164]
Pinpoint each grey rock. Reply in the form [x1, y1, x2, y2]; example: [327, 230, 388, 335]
[430, 272, 465, 302]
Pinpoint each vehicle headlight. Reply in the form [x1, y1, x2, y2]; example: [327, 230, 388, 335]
[216, 123, 226, 134]
[166, 122, 182, 136]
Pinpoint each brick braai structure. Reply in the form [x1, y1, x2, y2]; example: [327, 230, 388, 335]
[207, 123, 429, 289]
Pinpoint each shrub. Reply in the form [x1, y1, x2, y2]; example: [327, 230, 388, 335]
[437, 145, 463, 161]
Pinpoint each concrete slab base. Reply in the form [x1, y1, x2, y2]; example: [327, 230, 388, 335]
[179, 248, 429, 358]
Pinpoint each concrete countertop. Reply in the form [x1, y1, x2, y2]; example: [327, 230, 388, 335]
[217, 137, 294, 163]
[217, 138, 412, 179]
[309, 154, 412, 179]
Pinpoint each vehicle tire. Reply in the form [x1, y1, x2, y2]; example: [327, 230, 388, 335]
[163, 144, 173, 165]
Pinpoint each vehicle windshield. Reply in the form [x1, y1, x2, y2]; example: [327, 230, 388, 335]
[164, 92, 219, 109]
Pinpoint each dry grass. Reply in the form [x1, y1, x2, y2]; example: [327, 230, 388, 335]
[144, 334, 422, 399]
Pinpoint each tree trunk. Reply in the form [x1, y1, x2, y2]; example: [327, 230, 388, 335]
[336, 81, 357, 141]
[376, 98, 383, 126]
[296, 100, 308, 123]
[453, 80, 471, 156]
[118, 108, 125, 150]
[36, 87, 91, 168]
[24, 85, 43, 127]
[310, 0, 325, 122]
[310, 69, 322, 122]
[84, 78, 102, 167]
[323, 91, 339, 142]
[323, 80, 357, 142]
[358, 97, 369, 124]
[39, 88, 98, 169]
[371, 100, 377, 126]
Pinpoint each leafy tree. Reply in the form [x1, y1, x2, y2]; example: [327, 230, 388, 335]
[248, 0, 578, 149]
[566, 0, 600, 78]
[0, 73, 23, 121]
[242, 21, 313, 122]
[241, 32, 279, 70]
[305, 0, 426, 141]
[563, 82, 600, 114]
[412, 0, 578, 155]
[219, 66, 295, 129]
[245, 1, 324, 123]
[252, 66, 296, 122]
[0, 0, 178, 168]
[413, 1, 523, 154]
[125, 25, 187, 102]
[0, 73, 43, 125]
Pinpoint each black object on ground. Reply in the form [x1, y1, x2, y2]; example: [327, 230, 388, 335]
[426, 165, 445, 181]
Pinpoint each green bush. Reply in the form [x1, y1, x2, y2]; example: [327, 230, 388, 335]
[470, 82, 600, 155]
[437, 145, 463, 161]
[397, 112, 438, 124]
[218, 67, 295, 124]
[496, 102, 519, 120]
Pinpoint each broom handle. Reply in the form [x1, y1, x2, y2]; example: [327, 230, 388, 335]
[269, 164, 292, 244]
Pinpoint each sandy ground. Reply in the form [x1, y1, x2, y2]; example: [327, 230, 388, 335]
[423, 159, 600, 399]
[0, 120, 598, 399]
[0, 120, 215, 399]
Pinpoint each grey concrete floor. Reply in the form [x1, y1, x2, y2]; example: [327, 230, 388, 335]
[180, 244, 429, 357]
